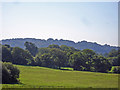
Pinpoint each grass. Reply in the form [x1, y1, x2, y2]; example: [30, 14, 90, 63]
[2, 65, 119, 88]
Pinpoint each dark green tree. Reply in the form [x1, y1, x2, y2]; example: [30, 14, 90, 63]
[82, 49, 96, 71]
[11, 47, 34, 65]
[2, 62, 20, 84]
[49, 48, 67, 69]
[60, 45, 78, 52]
[107, 49, 118, 57]
[34, 56, 42, 66]
[69, 52, 86, 71]
[24, 42, 38, 57]
[93, 55, 112, 73]
[107, 49, 119, 66]
[40, 53, 54, 68]
[2, 46, 13, 62]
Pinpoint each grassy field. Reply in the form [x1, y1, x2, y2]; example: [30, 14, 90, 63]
[2, 65, 119, 88]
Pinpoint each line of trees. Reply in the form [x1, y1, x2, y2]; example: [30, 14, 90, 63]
[2, 42, 120, 73]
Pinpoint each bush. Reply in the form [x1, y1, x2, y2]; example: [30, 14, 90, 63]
[2, 62, 20, 84]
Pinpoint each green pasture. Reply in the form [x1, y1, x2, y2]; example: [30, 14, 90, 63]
[2, 65, 119, 88]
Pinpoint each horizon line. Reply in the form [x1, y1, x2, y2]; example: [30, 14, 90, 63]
[1, 37, 118, 47]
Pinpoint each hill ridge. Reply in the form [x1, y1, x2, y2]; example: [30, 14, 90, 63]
[1, 38, 118, 54]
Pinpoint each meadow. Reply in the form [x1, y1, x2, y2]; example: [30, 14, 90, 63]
[2, 65, 119, 88]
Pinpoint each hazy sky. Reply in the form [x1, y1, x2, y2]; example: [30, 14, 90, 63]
[1, 1, 118, 46]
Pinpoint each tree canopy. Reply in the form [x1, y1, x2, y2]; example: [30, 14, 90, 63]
[2, 43, 117, 73]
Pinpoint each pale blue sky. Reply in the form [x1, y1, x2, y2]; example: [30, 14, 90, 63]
[1, 2, 118, 46]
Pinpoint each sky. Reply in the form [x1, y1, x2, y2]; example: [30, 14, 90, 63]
[1, 1, 118, 46]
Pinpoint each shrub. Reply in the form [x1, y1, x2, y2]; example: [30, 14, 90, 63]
[2, 62, 20, 84]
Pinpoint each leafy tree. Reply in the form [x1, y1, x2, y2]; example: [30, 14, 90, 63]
[34, 56, 42, 66]
[2, 62, 20, 84]
[107, 49, 118, 57]
[36, 48, 50, 57]
[2, 46, 13, 62]
[11, 47, 34, 65]
[24, 42, 38, 57]
[36, 47, 67, 69]
[60, 45, 78, 52]
[82, 49, 96, 56]
[107, 49, 119, 66]
[40, 53, 54, 68]
[107, 57, 118, 66]
[82, 49, 96, 71]
[49, 48, 67, 69]
[93, 55, 112, 73]
[69, 52, 86, 71]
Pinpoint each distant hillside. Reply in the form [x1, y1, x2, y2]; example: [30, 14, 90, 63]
[1, 38, 118, 54]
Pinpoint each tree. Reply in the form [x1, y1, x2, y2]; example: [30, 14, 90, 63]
[49, 48, 67, 69]
[2, 62, 20, 84]
[82, 49, 95, 56]
[40, 53, 54, 68]
[107, 49, 118, 57]
[2, 46, 13, 62]
[24, 42, 38, 57]
[36, 48, 50, 57]
[82, 49, 96, 71]
[11, 47, 34, 65]
[93, 55, 112, 73]
[107, 49, 119, 66]
[36, 47, 68, 69]
[69, 52, 86, 71]
[34, 56, 42, 66]
[60, 45, 78, 52]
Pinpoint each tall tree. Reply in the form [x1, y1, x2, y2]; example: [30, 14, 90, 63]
[69, 52, 86, 71]
[82, 49, 96, 71]
[2, 45, 13, 62]
[24, 42, 38, 57]
[49, 48, 67, 69]
[11, 47, 34, 65]
[93, 55, 112, 73]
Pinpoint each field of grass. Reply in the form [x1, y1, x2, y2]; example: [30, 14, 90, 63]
[2, 65, 119, 88]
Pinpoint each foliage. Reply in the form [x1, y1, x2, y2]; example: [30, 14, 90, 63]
[2, 45, 13, 62]
[11, 47, 34, 65]
[2, 62, 20, 84]
[35, 47, 67, 69]
[69, 52, 86, 71]
[24, 41, 38, 57]
[107, 49, 120, 66]
[2, 43, 114, 73]
[69, 49, 112, 73]
[107, 49, 118, 57]
[93, 55, 112, 73]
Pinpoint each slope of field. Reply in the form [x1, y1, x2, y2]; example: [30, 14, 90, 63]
[2, 65, 118, 88]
